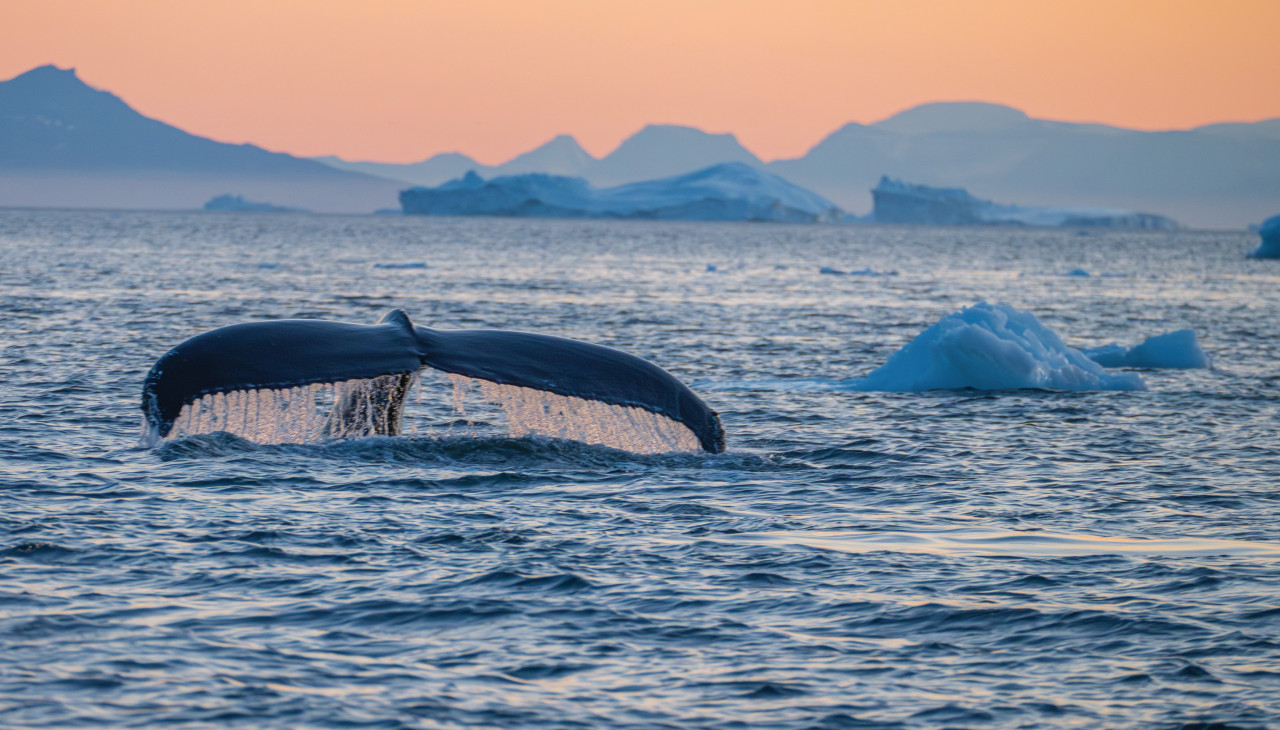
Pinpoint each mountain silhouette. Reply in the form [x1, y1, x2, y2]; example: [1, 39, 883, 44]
[5, 65, 1276, 227]
[319, 101, 1280, 228]
[0, 65, 401, 212]
[317, 135, 597, 187]
[499, 134, 596, 176]
[589, 125, 763, 186]
[313, 151, 482, 188]
[768, 102, 1280, 228]
[320, 125, 763, 193]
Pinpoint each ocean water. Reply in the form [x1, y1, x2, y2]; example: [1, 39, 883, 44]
[2, 209, 1278, 728]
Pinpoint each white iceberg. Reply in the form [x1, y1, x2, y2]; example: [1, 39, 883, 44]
[871, 177, 1180, 230]
[819, 266, 897, 276]
[850, 302, 1146, 392]
[399, 163, 844, 223]
[1081, 329, 1209, 369]
[203, 194, 306, 213]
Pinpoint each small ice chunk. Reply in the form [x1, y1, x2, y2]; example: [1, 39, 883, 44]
[851, 302, 1146, 392]
[373, 262, 428, 269]
[1081, 329, 1209, 369]
[705, 264, 718, 272]
[821, 266, 896, 276]
[1066, 268, 1092, 277]
[1248, 215, 1280, 258]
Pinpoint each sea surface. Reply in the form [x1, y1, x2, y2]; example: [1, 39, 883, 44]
[2, 210, 1278, 728]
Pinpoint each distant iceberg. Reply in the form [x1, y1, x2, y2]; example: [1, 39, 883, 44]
[1081, 329, 1209, 369]
[850, 302, 1146, 391]
[820, 266, 897, 276]
[204, 194, 307, 213]
[399, 163, 845, 223]
[1248, 215, 1280, 258]
[871, 177, 1180, 230]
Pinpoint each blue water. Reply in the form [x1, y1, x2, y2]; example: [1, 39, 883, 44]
[2, 210, 1278, 728]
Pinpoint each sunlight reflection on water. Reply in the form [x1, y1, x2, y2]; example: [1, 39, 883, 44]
[1, 211, 1276, 728]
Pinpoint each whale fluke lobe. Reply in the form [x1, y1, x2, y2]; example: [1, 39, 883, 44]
[141, 310, 724, 454]
[141, 314, 424, 444]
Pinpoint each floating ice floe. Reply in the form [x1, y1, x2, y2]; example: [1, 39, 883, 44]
[1081, 329, 1209, 369]
[850, 302, 1146, 392]
[870, 177, 1180, 229]
[400, 163, 844, 222]
[820, 266, 898, 276]
[1248, 215, 1280, 259]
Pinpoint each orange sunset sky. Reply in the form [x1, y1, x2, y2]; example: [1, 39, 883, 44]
[3, 0, 1278, 165]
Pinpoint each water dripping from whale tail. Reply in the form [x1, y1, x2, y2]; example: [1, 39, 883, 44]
[140, 309, 724, 454]
[142, 373, 416, 447]
[446, 374, 704, 454]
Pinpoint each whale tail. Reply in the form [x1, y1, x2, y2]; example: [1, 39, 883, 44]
[141, 309, 724, 454]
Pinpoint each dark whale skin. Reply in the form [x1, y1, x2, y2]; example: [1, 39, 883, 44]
[142, 309, 725, 453]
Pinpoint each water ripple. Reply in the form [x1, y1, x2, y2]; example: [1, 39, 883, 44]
[1, 212, 1276, 728]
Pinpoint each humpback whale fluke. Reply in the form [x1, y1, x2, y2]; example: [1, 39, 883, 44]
[141, 310, 725, 454]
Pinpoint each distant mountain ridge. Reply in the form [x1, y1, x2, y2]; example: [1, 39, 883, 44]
[319, 124, 764, 189]
[326, 100, 1280, 228]
[500, 134, 595, 176]
[769, 101, 1280, 229]
[311, 135, 600, 187]
[0, 65, 401, 212]
[3, 64, 1277, 227]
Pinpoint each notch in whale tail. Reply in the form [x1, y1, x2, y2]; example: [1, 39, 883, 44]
[141, 309, 725, 454]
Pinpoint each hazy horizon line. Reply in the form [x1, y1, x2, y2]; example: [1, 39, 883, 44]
[11, 63, 1280, 169]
